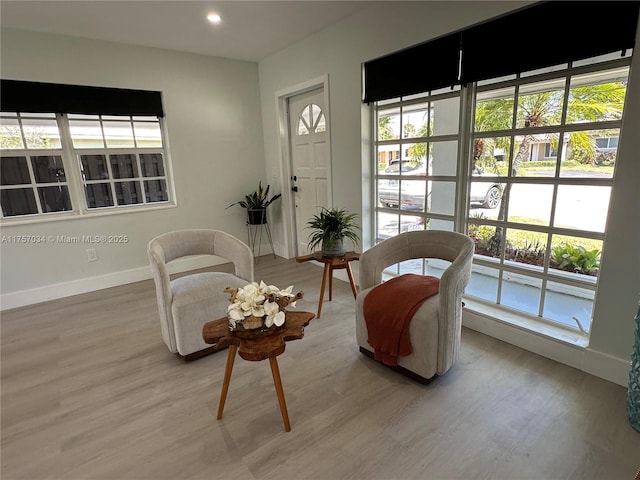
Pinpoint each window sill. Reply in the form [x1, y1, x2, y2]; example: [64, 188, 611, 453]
[462, 297, 589, 349]
[0, 202, 177, 227]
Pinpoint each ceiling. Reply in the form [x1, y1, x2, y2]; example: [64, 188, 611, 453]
[0, 1, 387, 62]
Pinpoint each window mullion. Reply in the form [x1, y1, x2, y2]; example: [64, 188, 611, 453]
[23, 153, 44, 214]
[57, 113, 85, 213]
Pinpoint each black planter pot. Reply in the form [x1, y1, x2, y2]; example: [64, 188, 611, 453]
[247, 208, 267, 225]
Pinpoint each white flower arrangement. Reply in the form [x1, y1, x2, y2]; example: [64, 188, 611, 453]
[226, 281, 302, 330]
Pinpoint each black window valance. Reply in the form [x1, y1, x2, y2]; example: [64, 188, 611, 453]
[362, 0, 640, 103]
[362, 32, 461, 103]
[0, 79, 165, 117]
[460, 1, 640, 84]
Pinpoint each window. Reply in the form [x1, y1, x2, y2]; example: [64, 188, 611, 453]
[1, 112, 171, 220]
[374, 86, 461, 277]
[297, 103, 326, 135]
[372, 53, 632, 336]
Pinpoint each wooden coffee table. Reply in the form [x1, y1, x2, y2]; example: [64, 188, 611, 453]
[202, 310, 315, 432]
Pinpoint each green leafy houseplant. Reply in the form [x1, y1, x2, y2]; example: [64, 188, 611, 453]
[227, 181, 281, 225]
[306, 207, 360, 257]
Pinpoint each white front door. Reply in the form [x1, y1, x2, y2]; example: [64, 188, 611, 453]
[287, 87, 330, 255]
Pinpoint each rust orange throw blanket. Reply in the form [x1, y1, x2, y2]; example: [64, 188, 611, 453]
[363, 273, 440, 366]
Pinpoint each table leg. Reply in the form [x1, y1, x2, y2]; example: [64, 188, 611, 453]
[329, 265, 333, 301]
[269, 356, 291, 432]
[217, 344, 237, 420]
[317, 262, 330, 318]
[345, 262, 358, 299]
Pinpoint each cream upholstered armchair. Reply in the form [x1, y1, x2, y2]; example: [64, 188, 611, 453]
[355, 230, 474, 382]
[148, 229, 254, 360]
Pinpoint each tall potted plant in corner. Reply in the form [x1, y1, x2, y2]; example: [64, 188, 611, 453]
[227, 181, 282, 225]
[306, 207, 360, 257]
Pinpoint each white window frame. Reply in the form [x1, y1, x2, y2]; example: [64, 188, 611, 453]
[371, 53, 632, 338]
[0, 112, 175, 224]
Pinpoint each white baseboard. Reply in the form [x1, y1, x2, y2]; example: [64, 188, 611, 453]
[463, 306, 631, 387]
[0, 255, 223, 311]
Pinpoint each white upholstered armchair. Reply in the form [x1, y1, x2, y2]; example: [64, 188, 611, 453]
[148, 229, 254, 360]
[355, 230, 474, 382]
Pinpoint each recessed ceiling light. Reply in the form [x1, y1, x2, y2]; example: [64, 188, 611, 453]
[207, 13, 222, 24]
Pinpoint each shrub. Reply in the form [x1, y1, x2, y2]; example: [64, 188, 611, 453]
[550, 242, 600, 275]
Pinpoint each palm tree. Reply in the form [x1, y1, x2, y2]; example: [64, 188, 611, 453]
[474, 79, 626, 258]
[475, 81, 626, 175]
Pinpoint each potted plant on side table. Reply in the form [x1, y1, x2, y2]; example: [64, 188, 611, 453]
[306, 207, 360, 257]
[227, 181, 282, 225]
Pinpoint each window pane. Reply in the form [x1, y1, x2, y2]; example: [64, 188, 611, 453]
[70, 119, 104, 148]
[144, 179, 168, 203]
[402, 102, 429, 139]
[67, 114, 99, 120]
[378, 107, 401, 140]
[140, 153, 165, 177]
[473, 136, 510, 174]
[567, 68, 627, 124]
[31, 156, 66, 183]
[400, 179, 427, 212]
[1, 188, 38, 216]
[37, 186, 72, 213]
[469, 179, 503, 213]
[554, 185, 610, 233]
[474, 87, 515, 132]
[402, 143, 429, 169]
[115, 181, 142, 205]
[85, 183, 114, 208]
[109, 154, 138, 179]
[310, 104, 322, 131]
[297, 117, 309, 135]
[378, 178, 399, 208]
[549, 235, 602, 278]
[516, 78, 565, 129]
[519, 133, 560, 178]
[399, 258, 424, 275]
[429, 181, 455, 215]
[468, 223, 502, 258]
[1, 156, 31, 185]
[466, 264, 499, 302]
[504, 228, 546, 271]
[432, 97, 459, 135]
[103, 121, 134, 148]
[377, 211, 400, 241]
[133, 122, 163, 147]
[508, 183, 553, 225]
[378, 144, 401, 174]
[0, 117, 24, 149]
[500, 273, 542, 316]
[81, 155, 109, 180]
[431, 140, 457, 175]
[543, 282, 594, 332]
[426, 258, 450, 278]
[21, 118, 61, 149]
[559, 129, 617, 179]
[429, 218, 453, 231]
[399, 213, 426, 234]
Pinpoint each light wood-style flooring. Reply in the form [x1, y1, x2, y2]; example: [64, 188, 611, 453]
[2, 255, 639, 480]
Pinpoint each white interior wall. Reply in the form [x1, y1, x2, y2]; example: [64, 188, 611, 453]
[0, 28, 267, 305]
